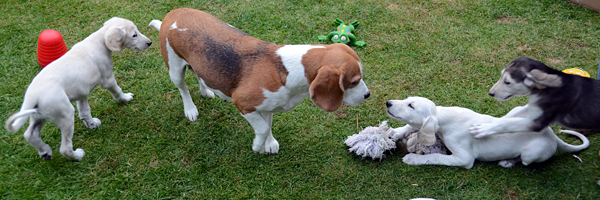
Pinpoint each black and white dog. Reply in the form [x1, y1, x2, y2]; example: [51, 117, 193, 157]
[469, 56, 600, 138]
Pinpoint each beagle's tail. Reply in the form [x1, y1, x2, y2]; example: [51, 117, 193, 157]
[149, 20, 162, 31]
[555, 130, 590, 152]
[5, 109, 38, 133]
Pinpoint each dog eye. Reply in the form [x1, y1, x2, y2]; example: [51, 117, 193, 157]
[351, 80, 360, 85]
[133, 33, 138, 37]
[408, 103, 414, 109]
[504, 79, 510, 85]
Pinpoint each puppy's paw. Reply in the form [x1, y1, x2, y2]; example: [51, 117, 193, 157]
[84, 118, 101, 129]
[468, 124, 495, 138]
[498, 159, 517, 168]
[184, 106, 199, 122]
[402, 153, 422, 165]
[118, 93, 134, 103]
[71, 148, 86, 162]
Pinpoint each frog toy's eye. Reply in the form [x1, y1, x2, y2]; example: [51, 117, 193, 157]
[341, 36, 347, 42]
[333, 35, 339, 40]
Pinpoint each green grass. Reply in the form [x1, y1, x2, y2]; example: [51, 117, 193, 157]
[1, 0, 599, 199]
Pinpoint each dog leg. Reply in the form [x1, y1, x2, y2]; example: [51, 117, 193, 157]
[55, 110, 85, 161]
[76, 98, 101, 129]
[402, 153, 476, 169]
[23, 117, 52, 160]
[243, 112, 279, 154]
[102, 74, 134, 103]
[198, 78, 215, 98]
[392, 124, 417, 141]
[469, 118, 535, 138]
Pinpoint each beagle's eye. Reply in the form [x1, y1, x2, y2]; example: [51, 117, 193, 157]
[408, 103, 414, 109]
[351, 80, 360, 85]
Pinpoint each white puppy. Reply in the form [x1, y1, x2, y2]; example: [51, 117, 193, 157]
[386, 96, 589, 169]
[5, 17, 152, 161]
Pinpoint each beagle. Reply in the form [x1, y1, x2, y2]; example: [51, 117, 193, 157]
[149, 8, 370, 154]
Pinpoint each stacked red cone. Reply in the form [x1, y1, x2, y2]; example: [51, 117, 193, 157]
[37, 29, 68, 68]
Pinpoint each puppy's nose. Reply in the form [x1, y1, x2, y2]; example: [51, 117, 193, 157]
[364, 92, 370, 99]
[489, 92, 495, 97]
[147, 41, 152, 46]
[386, 101, 392, 108]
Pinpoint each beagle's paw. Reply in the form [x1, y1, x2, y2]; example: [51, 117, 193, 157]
[264, 137, 279, 154]
[201, 89, 215, 99]
[468, 123, 497, 138]
[83, 118, 101, 129]
[184, 105, 199, 122]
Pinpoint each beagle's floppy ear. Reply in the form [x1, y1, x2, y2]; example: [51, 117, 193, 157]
[417, 116, 438, 146]
[105, 27, 126, 52]
[309, 65, 345, 112]
[525, 69, 563, 88]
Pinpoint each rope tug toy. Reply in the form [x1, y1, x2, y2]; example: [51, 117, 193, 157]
[345, 121, 448, 160]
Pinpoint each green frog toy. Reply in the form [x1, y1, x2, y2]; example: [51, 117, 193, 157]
[318, 19, 366, 47]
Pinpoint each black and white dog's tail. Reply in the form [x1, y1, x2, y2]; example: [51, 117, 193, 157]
[5, 109, 38, 133]
[149, 20, 162, 31]
[555, 130, 590, 152]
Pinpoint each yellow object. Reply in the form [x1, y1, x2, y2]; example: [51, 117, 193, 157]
[562, 68, 590, 78]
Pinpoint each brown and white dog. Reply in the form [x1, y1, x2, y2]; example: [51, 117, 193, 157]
[149, 8, 370, 154]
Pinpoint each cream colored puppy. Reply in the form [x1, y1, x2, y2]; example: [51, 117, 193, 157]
[5, 17, 152, 161]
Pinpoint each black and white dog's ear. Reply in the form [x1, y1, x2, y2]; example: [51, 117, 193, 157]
[525, 69, 563, 88]
[417, 116, 438, 146]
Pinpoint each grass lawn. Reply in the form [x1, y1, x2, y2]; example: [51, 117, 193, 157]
[1, 0, 599, 199]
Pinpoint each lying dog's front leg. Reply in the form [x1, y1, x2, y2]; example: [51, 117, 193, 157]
[76, 98, 101, 129]
[391, 124, 417, 141]
[102, 74, 134, 103]
[243, 112, 279, 154]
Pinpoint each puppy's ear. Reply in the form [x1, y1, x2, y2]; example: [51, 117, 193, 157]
[526, 69, 563, 88]
[417, 116, 438, 146]
[309, 65, 345, 112]
[105, 27, 126, 52]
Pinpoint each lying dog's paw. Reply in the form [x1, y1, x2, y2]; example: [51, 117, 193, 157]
[498, 159, 517, 168]
[402, 153, 422, 165]
[84, 118, 101, 129]
[118, 92, 134, 103]
[468, 124, 496, 138]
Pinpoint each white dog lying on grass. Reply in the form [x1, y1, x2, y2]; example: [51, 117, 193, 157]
[386, 96, 589, 169]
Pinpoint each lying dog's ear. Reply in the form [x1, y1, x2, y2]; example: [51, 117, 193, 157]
[310, 65, 344, 112]
[526, 69, 563, 88]
[105, 27, 126, 53]
[417, 116, 438, 146]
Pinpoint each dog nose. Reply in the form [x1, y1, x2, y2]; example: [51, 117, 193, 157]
[147, 41, 152, 46]
[364, 92, 370, 99]
[386, 101, 392, 108]
[489, 92, 495, 97]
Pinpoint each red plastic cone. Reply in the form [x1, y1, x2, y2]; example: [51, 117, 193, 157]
[37, 29, 68, 68]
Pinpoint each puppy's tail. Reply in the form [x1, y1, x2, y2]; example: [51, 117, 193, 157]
[149, 20, 162, 31]
[555, 130, 590, 152]
[5, 109, 38, 133]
